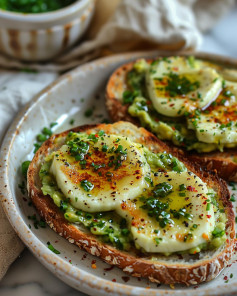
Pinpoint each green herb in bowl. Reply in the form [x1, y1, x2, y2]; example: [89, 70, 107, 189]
[0, 0, 77, 13]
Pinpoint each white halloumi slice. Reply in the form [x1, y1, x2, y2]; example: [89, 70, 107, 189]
[187, 81, 237, 144]
[146, 56, 222, 117]
[116, 171, 215, 253]
[50, 134, 150, 212]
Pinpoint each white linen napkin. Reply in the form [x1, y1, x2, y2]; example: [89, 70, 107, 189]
[0, 71, 57, 279]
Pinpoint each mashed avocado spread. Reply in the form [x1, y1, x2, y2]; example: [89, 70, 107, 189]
[39, 131, 226, 255]
[123, 57, 237, 153]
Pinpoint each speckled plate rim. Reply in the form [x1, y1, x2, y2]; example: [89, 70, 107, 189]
[1, 51, 237, 296]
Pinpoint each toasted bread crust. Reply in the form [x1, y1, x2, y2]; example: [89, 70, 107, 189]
[188, 151, 237, 182]
[105, 59, 237, 182]
[27, 122, 235, 285]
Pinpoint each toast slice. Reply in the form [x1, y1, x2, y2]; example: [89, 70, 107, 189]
[105, 59, 237, 182]
[27, 121, 235, 286]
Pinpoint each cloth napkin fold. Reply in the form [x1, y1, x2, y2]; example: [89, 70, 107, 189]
[0, 71, 57, 279]
[0, 0, 235, 281]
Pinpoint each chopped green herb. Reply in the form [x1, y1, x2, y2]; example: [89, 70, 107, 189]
[102, 144, 108, 152]
[222, 80, 226, 88]
[47, 242, 60, 254]
[60, 200, 68, 211]
[42, 127, 52, 136]
[226, 121, 233, 128]
[121, 228, 129, 235]
[37, 133, 48, 142]
[184, 111, 190, 117]
[91, 162, 105, 171]
[1, 0, 77, 13]
[80, 180, 94, 192]
[84, 108, 93, 117]
[21, 161, 31, 179]
[179, 184, 186, 191]
[162, 57, 171, 63]
[69, 119, 75, 125]
[184, 233, 193, 242]
[122, 90, 138, 104]
[212, 227, 225, 238]
[220, 99, 227, 105]
[21, 68, 38, 73]
[190, 224, 198, 231]
[187, 56, 195, 68]
[223, 90, 234, 98]
[144, 175, 153, 186]
[154, 237, 162, 245]
[80, 159, 87, 169]
[153, 182, 173, 198]
[141, 197, 171, 228]
[50, 122, 57, 128]
[230, 194, 236, 202]
[165, 72, 200, 97]
[85, 213, 92, 220]
[28, 214, 46, 229]
[98, 130, 105, 136]
[18, 181, 26, 194]
[33, 143, 41, 153]
[101, 118, 110, 124]
[33, 123, 56, 153]
[170, 208, 193, 221]
[206, 203, 211, 211]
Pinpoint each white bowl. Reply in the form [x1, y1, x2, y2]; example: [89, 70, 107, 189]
[0, 0, 95, 61]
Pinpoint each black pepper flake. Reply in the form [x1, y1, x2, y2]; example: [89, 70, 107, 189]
[183, 221, 189, 227]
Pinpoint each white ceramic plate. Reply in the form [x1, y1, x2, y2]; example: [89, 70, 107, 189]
[1, 52, 237, 296]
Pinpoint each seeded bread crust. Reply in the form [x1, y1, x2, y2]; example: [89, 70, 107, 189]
[27, 122, 235, 286]
[105, 60, 237, 182]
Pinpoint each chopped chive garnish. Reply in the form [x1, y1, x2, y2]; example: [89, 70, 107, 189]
[21, 161, 31, 179]
[80, 180, 94, 192]
[84, 108, 93, 117]
[206, 203, 211, 211]
[50, 122, 57, 128]
[47, 242, 60, 254]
